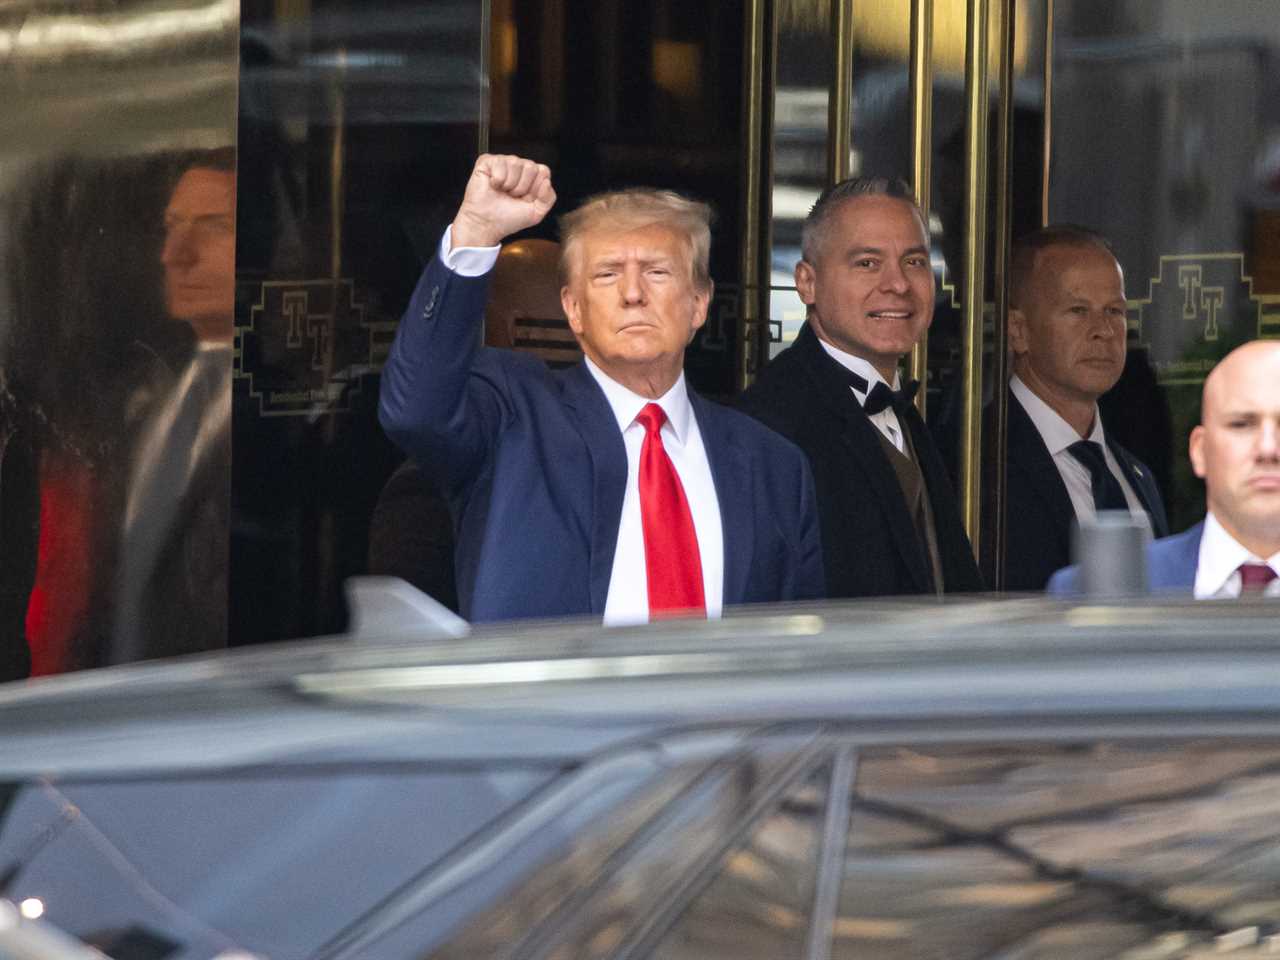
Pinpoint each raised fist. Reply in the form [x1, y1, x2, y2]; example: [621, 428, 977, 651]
[451, 154, 556, 249]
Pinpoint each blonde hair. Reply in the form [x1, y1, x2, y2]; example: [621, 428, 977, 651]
[558, 188, 713, 291]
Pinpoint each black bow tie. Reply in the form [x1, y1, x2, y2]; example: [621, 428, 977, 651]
[844, 370, 920, 416]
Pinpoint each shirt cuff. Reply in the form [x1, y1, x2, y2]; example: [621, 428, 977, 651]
[440, 224, 501, 277]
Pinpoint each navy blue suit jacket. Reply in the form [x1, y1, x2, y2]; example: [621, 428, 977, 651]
[1006, 389, 1169, 591]
[378, 257, 825, 622]
[1047, 522, 1203, 595]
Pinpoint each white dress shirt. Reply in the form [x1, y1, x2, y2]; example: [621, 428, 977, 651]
[586, 359, 724, 625]
[1194, 512, 1280, 599]
[440, 225, 500, 275]
[1011, 375, 1147, 527]
[440, 226, 724, 623]
[817, 339, 906, 452]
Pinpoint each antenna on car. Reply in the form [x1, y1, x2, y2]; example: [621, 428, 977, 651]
[343, 576, 470, 641]
[1071, 510, 1151, 598]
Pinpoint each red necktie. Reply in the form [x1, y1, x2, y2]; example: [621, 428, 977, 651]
[1238, 562, 1277, 595]
[636, 403, 705, 618]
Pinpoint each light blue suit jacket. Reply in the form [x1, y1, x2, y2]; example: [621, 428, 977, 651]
[1047, 522, 1204, 595]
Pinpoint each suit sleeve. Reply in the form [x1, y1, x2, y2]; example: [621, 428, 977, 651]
[1046, 564, 1080, 596]
[377, 256, 505, 491]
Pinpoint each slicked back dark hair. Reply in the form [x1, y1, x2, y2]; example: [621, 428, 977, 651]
[1009, 224, 1117, 309]
[800, 176, 925, 262]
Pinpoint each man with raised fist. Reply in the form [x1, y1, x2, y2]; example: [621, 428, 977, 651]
[379, 154, 823, 623]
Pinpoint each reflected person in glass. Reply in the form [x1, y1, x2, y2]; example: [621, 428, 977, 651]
[18, 150, 237, 677]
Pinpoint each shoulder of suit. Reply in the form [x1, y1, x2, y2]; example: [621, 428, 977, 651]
[704, 395, 810, 460]
[1004, 389, 1033, 427]
[1151, 522, 1202, 550]
[466, 345, 561, 397]
[737, 339, 837, 420]
[736, 359, 807, 423]
[742, 342, 811, 388]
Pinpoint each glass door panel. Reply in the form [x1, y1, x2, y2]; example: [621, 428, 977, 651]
[1049, 1, 1280, 533]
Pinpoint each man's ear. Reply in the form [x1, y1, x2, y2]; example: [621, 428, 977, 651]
[688, 280, 713, 338]
[795, 260, 817, 307]
[1189, 424, 1207, 479]
[1007, 307, 1029, 357]
[561, 286, 583, 336]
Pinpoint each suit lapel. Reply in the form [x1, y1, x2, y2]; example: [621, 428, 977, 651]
[794, 326, 932, 591]
[1108, 439, 1167, 536]
[1007, 390, 1076, 542]
[559, 362, 627, 613]
[1173, 523, 1203, 588]
[692, 392, 751, 605]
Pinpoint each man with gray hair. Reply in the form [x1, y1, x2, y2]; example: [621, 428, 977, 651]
[738, 176, 983, 597]
[380, 154, 823, 623]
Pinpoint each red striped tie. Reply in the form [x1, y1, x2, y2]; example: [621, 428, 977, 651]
[636, 403, 705, 618]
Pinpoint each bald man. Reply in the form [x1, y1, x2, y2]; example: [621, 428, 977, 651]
[1050, 340, 1280, 597]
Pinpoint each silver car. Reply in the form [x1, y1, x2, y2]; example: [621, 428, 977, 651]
[2, 596, 1280, 959]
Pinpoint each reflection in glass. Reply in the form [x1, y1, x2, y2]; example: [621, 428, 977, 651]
[231, 0, 485, 644]
[420, 734, 1280, 959]
[1050, 1, 1280, 530]
[0, 0, 238, 679]
[840, 740, 1280, 958]
[650, 763, 826, 959]
[4, 149, 236, 677]
[766, 1, 1044, 371]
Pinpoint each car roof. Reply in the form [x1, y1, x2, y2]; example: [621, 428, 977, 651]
[1, 596, 1278, 777]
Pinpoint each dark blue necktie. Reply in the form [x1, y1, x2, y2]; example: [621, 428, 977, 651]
[1067, 440, 1129, 512]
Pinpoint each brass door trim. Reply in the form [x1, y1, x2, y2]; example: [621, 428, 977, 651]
[739, 0, 772, 390]
[1041, 0, 1053, 227]
[828, 0, 855, 183]
[908, 0, 934, 419]
[958, 0, 992, 552]
[479, 0, 491, 155]
[987, 0, 1017, 587]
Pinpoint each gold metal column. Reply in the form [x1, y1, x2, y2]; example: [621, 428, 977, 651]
[958, 0, 991, 552]
[328, 57, 346, 285]
[479, 0, 492, 154]
[1041, 0, 1054, 226]
[908, 0, 933, 417]
[827, 0, 855, 183]
[985, 0, 1017, 586]
[738, 0, 771, 389]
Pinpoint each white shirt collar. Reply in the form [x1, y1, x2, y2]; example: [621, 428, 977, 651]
[583, 355, 693, 443]
[816, 338, 900, 400]
[1195, 511, 1280, 597]
[1010, 374, 1105, 454]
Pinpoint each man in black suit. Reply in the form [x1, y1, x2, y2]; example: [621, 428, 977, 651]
[1005, 225, 1167, 590]
[738, 177, 983, 597]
